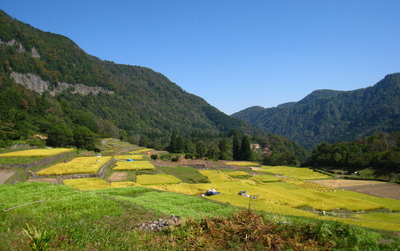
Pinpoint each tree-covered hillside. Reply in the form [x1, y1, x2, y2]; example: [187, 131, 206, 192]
[232, 73, 400, 149]
[0, 10, 307, 161]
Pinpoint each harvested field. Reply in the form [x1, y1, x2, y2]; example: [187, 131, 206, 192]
[311, 179, 400, 200]
[311, 179, 386, 188]
[346, 184, 400, 200]
[108, 172, 128, 182]
[0, 170, 15, 184]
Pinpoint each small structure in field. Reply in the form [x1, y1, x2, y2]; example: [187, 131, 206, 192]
[204, 189, 217, 196]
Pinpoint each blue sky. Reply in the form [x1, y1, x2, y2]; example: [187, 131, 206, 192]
[1, 1, 399, 115]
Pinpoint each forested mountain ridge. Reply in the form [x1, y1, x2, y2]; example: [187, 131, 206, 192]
[0, 10, 309, 161]
[232, 73, 400, 149]
[0, 10, 257, 142]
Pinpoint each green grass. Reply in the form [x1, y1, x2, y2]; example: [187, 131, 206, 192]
[158, 166, 210, 183]
[95, 187, 237, 219]
[1, 182, 399, 250]
[0, 156, 45, 164]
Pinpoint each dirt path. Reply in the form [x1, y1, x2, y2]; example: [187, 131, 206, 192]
[0, 170, 16, 184]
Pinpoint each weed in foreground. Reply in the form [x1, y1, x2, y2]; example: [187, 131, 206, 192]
[22, 224, 53, 251]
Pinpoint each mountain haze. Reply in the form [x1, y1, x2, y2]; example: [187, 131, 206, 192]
[232, 74, 400, 149]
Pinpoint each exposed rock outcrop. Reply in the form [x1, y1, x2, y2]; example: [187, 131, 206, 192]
[10, 72, 114, 96]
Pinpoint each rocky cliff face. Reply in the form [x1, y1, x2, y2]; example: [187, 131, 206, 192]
[10, 72, 114, 96]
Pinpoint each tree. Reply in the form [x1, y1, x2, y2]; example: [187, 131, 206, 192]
[195, 141, 206, 158]
[240, 135, 252, 161]
[218, 138, 231, 160]
[168, 131, 178, 153]
[46, 124, 73, 147]
[232, 133, 241, 160]
[206, 145, 219, 161]
[73, 126, 98, 150]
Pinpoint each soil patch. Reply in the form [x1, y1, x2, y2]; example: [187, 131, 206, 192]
[311, 179, 400, 200]
[345, 183, 400, 200]
[109, 172, 128, 182]
[311, 179, 385, 188]
[0, 170, 16, 184]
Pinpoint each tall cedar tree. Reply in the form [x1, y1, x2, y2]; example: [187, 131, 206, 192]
[232, 133, 241, 160]
[240, 135, 252, 161]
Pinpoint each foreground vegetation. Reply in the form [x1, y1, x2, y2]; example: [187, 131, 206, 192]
[0, 140, 399, 249]
[1, 182, 399, 250]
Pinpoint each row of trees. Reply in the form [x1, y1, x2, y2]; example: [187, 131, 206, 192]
[167, 131, 253, 161]
[307, 132, 400, 172]
[46, 124, 100, 151]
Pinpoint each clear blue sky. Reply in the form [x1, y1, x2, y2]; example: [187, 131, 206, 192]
[2, 1, 399, 115]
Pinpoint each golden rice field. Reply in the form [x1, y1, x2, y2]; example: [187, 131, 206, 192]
[64, 178, 139, 190]
[136, 174, 182, 185]
[114, 155, 144, 160]
[225, 161, 260, 166]
[143, 167, 400, 231]
[129, 148, 153, 154]
[250, 174, 282, 183]
[224, 171, 252, 177]
[0, 148, 74, 157]
[113, 161, 155, 171]
[59, 164, 400, 232]
[37, 156, 111, 175]
[199, 170, 233, 183]
[262, 166, 331, 180]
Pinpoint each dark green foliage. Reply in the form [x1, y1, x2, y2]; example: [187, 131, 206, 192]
[240, 135, 252, 161]
[73, 126, 99, 150]
[233, 73, 400, 149]
[232, 133, 241, 160]
[307, 132, 400, 179]
[46, 124, 73, 147]
[264, 151, 299, 166]
[195, 141, 206, 158]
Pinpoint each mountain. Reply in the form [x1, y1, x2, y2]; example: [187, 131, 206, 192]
[0, 10, 258, 143]
[0, 10, 309, 159]
[232, 73, 400, 149]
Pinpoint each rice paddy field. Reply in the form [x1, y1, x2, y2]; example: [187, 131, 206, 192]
[225, 161, 260, 167]
[113, 160, 155, 171]
[136, 174, 182, 185]
[127, 166, 400, 232]
[4, 146, 396, 234]
[0, 148, 74, 157]
[129, 148, 153, 154]
[36, 156, 112, 175]
[58, 164, 400, 232]
[114, 155, 144, 160]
